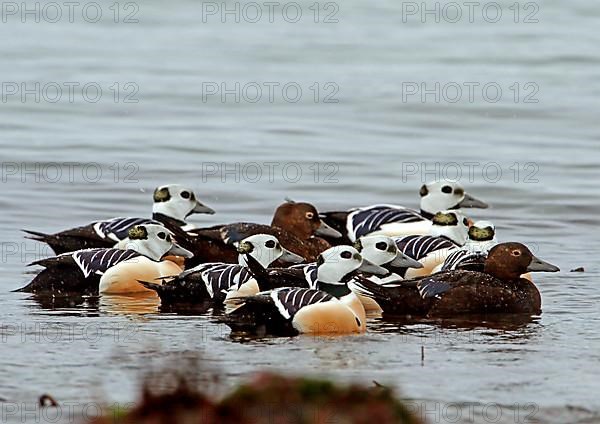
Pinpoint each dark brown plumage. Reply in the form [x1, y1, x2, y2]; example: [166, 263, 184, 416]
[352, 242, 559, 317]
[173, 202, 340, 266]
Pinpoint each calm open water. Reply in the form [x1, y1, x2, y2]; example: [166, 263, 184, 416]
[1, 0, 599, 422]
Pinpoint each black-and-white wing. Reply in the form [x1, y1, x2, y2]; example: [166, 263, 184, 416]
[73, 248, 142, 278]
[288, 263, 318, 288]
[93, 217, 160, 242]
[347, 205, 425, 240]
[183, 263, 253, 299]
[270, 287, 335, 319]
[394, 235, 457, 260]
[441, 249, 488, 271]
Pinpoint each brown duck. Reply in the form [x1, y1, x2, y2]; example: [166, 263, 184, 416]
[168, 201, 342, 266]
[350, 242, 559, 317]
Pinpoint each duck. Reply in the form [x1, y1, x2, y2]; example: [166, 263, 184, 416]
[392, 210, 470, 278]
[15, 224, 193, 295]
[139, 234, 304, 305]
[174, 200, 341, 266]
[433, 220, 498, 273]
[320, 179, 488, 243]
[349, 242, 559, 317]
[349, 235, 424, 313]
[223, 245, 388, 336]
[22, 185, 214, 255]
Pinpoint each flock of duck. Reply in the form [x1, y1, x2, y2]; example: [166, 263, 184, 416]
[17, 180, 560, 336]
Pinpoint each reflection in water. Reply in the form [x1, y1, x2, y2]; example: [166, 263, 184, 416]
[25, 293, 100, 315]
[99, 292, 161, 315]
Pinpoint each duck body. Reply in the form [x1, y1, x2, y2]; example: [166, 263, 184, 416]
[179, 202, 339, 266]
[140, 262, 254, 305]
[23, 185, 214, 255]
[223, 245, 388, 336]
[351, 242, 559, 318]
[393, 234, 459, 277]
[17, 224, 192, 295]
[320, 180, 488, 243]
[224, 286, 366, 336]
[23, 217, 160, 255]
[16, 248, 177, 295]
[320, 204, 429, 244]
[141, 234, 304, 305]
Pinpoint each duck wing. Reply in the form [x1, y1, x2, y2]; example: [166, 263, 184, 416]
[347, 205, 425, 241]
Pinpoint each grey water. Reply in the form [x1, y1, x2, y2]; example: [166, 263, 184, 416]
[1, 0, 599, 422]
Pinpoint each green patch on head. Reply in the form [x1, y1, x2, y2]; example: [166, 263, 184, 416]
[432, 212, 458, 226]
[128, 225, 148, 240]
[237, 241, 254, 254]
[153, 187, 171, 203]
[468, 225, 495, 241]
[352, 240, 363, 252]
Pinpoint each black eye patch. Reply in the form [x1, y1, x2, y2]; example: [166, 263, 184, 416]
[419, 185, 429, 197]
[442, 185, 452, 194]
[265, 240, 276, 248]
[340, 251, 352, 259]
[463, 218, 469, 226]
[375, 242, 387, 250]
[181, 191, 190, 199]
[157, 232, 167, 240]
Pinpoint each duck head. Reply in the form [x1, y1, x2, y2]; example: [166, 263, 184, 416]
[271, 200, 342, 240]
[484, 242, 559, 281]
[152, 184, 215, 223]
[465, 220, 498, 251]
[419, 180, 488, 218]
[430, 210, 470, 245]
[353, 235, 423, 270]
[316, 245, 388, 284]
[237, 234, 304, 268]
[126, 224, 193, 261]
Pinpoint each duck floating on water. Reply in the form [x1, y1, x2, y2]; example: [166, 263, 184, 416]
[22, 185, 214, 255]
[350, 242, 559, 317]
[320, 179, 487, 243]
[223, 245, 388, 336]
[16, 224, 193, 295]
[139, 234, 303, 305]
[174, 200, 341, 266]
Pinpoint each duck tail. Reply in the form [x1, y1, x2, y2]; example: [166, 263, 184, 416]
[348, 276, 391, 301]
[22, 229, 51, 242]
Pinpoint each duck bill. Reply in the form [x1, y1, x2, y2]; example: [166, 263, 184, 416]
[280, 248, 305, 264]
[164, 244, 194, 259]
[315, 220, 342, 238]
[526, 255, 560, 272]
[389, 251, 423, 269]
[457, 193, 488, 209]
[190, 201, 215, 216]
[358, 258, 389, 276]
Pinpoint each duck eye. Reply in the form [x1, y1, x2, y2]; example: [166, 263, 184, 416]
[463, 218, 469, 226]
[265, 240, 276, 248]
[340, 251, 352, 259]
[419, 185, 428, 197]
[180, 191, 191, 199]
[511, 250, 522, 256]
[375, 242, 387, 251]
[157, 232, 167, 240]
[305, 212, 314, 219]
[442, 185, 452, 194]
[454, 188, 464, 196]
